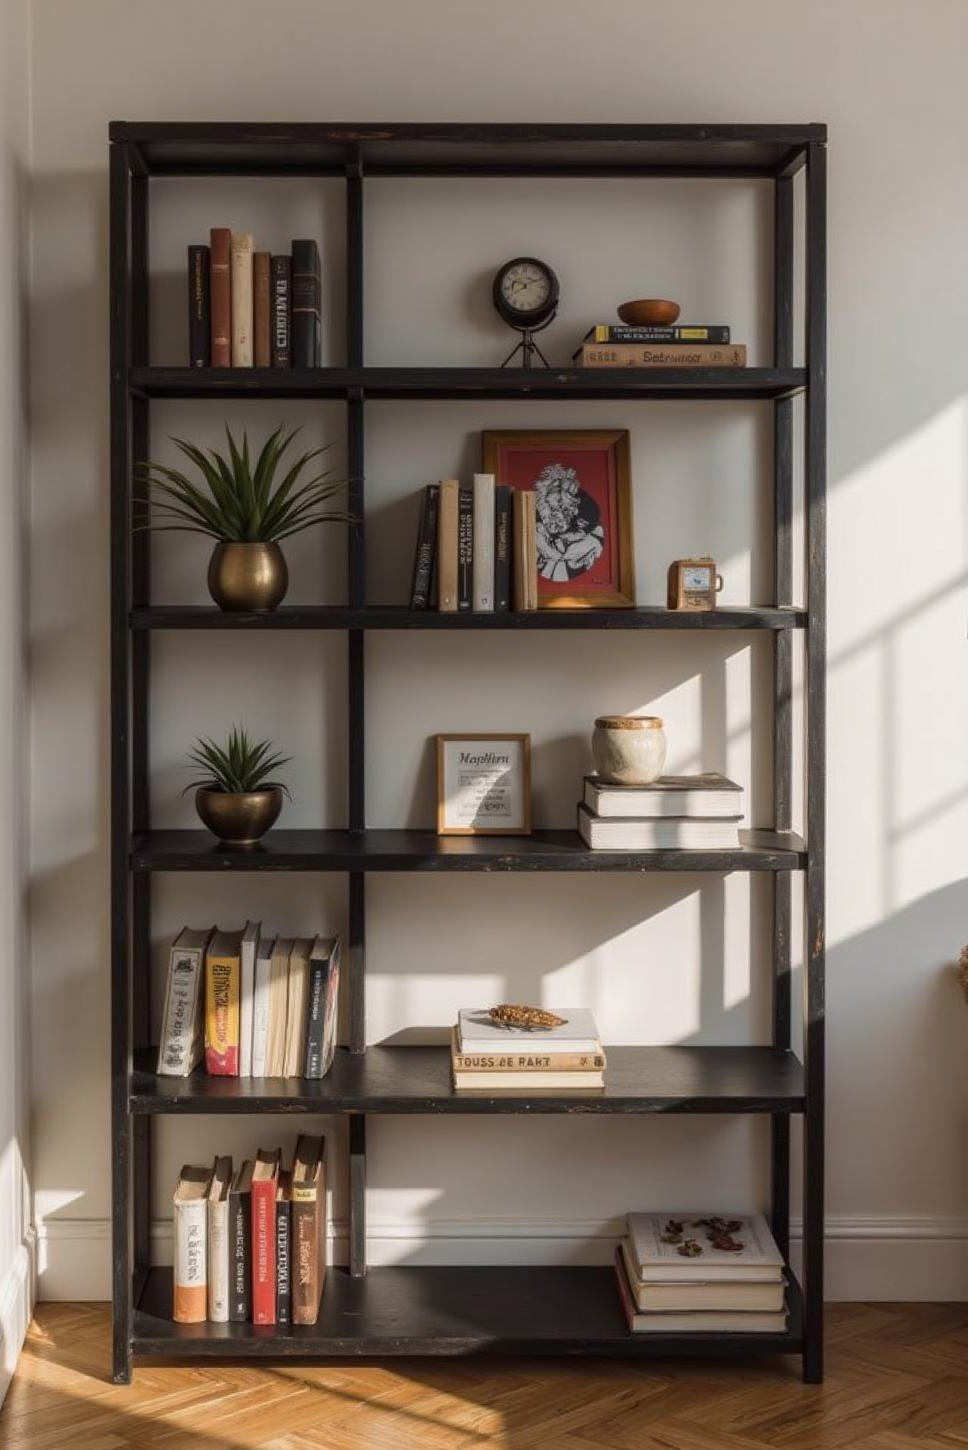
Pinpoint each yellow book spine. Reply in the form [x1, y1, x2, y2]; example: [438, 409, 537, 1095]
[205, 954, 240, 1074]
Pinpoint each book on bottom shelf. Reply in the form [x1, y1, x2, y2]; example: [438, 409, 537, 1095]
[292, 1134, 327, 1325]
[626, 1212, 785, 1282]
[251, 1148, 281, 1325]
[229, 1159, 254, 1322]
[207, 1155, 233, 1323]
[614, 1248, 787, 1333]
[173, 1164, 212, 1324]
[618, 1238, 785, 1312]
[275, 1169, 292, 1327]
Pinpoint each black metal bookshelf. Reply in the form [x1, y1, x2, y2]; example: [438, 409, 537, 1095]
[109, 121, 826, 1384]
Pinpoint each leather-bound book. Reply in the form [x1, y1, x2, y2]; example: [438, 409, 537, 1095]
[187, 245, 210, 367]
[250, 1147, 281, 1325]
[291, 1135, 327, 1325]
[209, 228, 232, 367]
[230, 232, 254, 367]
[253, 252, 271, 367]
[271, 255, 291, 368]
[291, 239, 321, 367]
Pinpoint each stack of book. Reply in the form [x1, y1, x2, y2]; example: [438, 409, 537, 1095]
[409, 476, 537, 612]
[572, 323, 745, 371]
[187, 232, 321, 368]
[157, 924, 341, 1080]
[577, 773, 743, 850]
[173, 1135, 327, 1327]
[615, 1212, 787, 1333]
[451, 1008, 605, 1089]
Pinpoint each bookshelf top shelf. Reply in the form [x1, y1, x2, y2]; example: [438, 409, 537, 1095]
[110, 121, 824, 177]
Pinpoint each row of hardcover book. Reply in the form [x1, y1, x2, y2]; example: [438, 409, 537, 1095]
[452, 1008, 604, 1089]
[173, 1139, 326, 1326]
[409, 477, 537, 612]
[187, 231, 322, 368]
[577, 772, 745, 850]
[615, 1211, 788, 1332]
[157, 925, 340, 1079]
[572, 323, 746, 369]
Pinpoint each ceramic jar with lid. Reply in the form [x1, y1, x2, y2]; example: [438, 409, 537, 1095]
[591, 715, 667, 785]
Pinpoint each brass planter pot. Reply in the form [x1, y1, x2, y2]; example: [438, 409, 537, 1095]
[195, 786, 283, 845]
[207, 541, 289, 611]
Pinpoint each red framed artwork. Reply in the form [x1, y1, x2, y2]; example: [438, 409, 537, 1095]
[481, 428, 635, 608]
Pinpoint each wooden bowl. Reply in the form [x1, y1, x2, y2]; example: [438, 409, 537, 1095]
[617, 299, 681, 326]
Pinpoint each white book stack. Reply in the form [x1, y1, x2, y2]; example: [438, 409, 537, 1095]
[615, 1212, 787, 1333]
[577, 773, 744, 850]
[452, 1008, 605, 1089]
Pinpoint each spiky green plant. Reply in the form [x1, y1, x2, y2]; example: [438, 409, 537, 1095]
[139, 424, 354, 542]
[185, 727, 292, 798]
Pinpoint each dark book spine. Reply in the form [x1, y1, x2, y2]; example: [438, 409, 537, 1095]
[291, 239, 321, 367]
[304, 963, 325, 1078]
[187, 246, 210, 367]
[457, 487, 473, 611]
[275, 1200, 291, 1326]
[229, 1189, 250, 1322]
[253, 252, 271, 367]
[291, 1194, 317, 1324]
[271, 255, 291, 369]
[582, 324, 731, 345]
[410, 485, 440, 609]
[493, 485, 511, 612]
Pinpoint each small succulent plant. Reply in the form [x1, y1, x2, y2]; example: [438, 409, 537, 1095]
[185, 727, 291, 797]
[139, 423, 353, 542]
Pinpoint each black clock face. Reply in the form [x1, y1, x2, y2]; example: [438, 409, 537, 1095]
[493, 257, 559, 329]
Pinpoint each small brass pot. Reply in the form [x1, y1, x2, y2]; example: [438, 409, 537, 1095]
[207, 541, 289, 611]
[195, 786, 283, 845]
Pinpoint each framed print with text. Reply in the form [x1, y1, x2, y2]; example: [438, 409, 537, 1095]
[481, 428, 635, 608]
[436, 734, 532, 836]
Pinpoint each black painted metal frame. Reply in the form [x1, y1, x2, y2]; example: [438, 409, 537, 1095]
[109, 122, 825, 1384]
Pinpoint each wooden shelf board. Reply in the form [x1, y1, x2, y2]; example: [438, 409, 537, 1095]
[129, 828, 808, 874]
[131, 605, 807, 631]
[132, 1265, 803, 1357]
[130, 1044, 806, 1115]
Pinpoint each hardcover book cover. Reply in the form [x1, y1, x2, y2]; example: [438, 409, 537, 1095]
[187, 245, 210, 367]
[204, 930, 243, 1075]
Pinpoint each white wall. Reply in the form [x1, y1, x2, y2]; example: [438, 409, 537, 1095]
[0, 0, 32, 1402]
[27, 0, 968, 1302]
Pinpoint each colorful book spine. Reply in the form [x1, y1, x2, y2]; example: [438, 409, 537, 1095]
[229, 232, 254, 367]
[493, 485, 511, 612]
[187, 245, 210, 368]
[409, 484, 440, 610]
[204, 938, 240, 1076]
[584, 324, 731, 344]
[253, 251, 271, 367]
[251, 1167, 277, 1325]
[173, 1181, 208, 1324]
[271, 255, 291, 368]
[291, 239, 321, 367]
[457, 487, 473, 611]
[209, 228, 232, 367]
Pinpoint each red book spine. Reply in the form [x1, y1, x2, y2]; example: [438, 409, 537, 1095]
[210, 228, 232, 367]
[251, 1178, 276, 1324]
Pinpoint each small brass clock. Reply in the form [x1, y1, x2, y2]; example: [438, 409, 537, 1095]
[667, 557, 724, 611]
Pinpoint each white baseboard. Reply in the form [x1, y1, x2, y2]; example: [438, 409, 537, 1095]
[35, 1215, 968, 1304]
[0, 1231, 36, 1406]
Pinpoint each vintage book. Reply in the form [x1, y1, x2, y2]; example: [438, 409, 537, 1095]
[291, 238, 321, 367]
[228, 1158, 253, 1322]
[207, 1155, 232, 1323]
[282, 937, 313, 1077]
[457, 1007, 601, 1056]
[493, 484, 511, 612]
[304, 935, 341, 1079]
[209, 227, 232, 367]
[157, 926, 213, 1076]
[574, 342, 746, 369]
[275, 1169, 292, 1327]
[229, 232, 254, 367]
[614, 1249, 786, 1332]
[626, 1212, 785, 1283]
[472, 473, 495, 611]
[292, 1134, 327, 1325]
[271, 254, 291, 368]
[253, 251, 271, 367]
[583, 773, 744, 820]
[577, 804, 740, 850]
[618, 1238, 785, 1313]
[251, 1147, 281, 1324]
[454, 1068, 604, 1089]
[457, 486, 473, 610]
[409, 484, 440, 610]
[581, 324, 730, 345]
[239, 919, 260, 1078]
[436, 478, 460, 612]
[204, 929, 243, 1075]
[172, 1164, 211, 1324]
[450, 1028, 604, 1072]
[187, 245, 210, 367]
[263, 936, 293, 1077]
[511, 488, 537, 611]
[250, 933, 275, 1078]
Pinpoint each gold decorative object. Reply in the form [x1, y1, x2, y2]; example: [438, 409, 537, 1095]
[207, 541, 288, 611]
[488, 1004, 566, 1031]
[194, 786, 283, 845]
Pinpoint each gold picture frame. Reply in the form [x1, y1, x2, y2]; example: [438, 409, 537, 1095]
[435, 733, 532, 836]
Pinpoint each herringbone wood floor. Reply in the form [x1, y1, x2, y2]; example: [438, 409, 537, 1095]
[1, 1303, 967, 1449]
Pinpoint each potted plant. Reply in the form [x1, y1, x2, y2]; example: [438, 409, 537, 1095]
[139, 424, 353, 610]
[186, 726, 291, 844]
